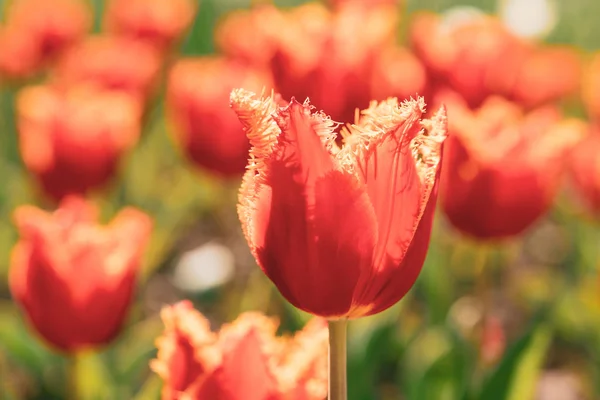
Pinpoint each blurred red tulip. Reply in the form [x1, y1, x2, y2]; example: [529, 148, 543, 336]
[167, 57, 273, 177]
[9, 196, 152, 352]
[151, 300, 328, 400]
[215, 5, 285, 68]
[53, 35, 162, 101]
[327, 0, 400, 9]
[370, 47, 428, 105]
[17, 84, 143, 201]
[569, 125, 600, 216]
[508, 47, 581, 109]
[231, 89, 447, 318]
[104, 0, 197, 51]
[0, 0, 91, 79]
[271, 2, 398, 123]
[480, 316, 506, 365]
[410, 11, 579, 109]
[582, 52, 600, 121]
[440, 94, 584, 239]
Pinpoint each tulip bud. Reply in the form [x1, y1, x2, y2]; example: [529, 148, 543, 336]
[440, 94, 585, 239]
[104, 0, 197, 52]
[9, 196, 152, 352]
[17, 84, 143, 200]
[167, 57, 273, 177]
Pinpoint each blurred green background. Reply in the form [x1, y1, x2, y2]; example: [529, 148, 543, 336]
[2, 0, 600, 399]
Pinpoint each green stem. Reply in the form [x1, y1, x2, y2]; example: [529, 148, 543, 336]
[328, 319, 348, 400]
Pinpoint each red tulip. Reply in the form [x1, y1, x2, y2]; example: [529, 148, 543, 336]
[582, 52, 600, 121]
[9, 196, 152, 352]
[410, 11, 579, 109]
[270, 2, 398, 123]
[17, 84, 142, 201]
[0, 0, 91, 79]
[215, 5, 285, 69]
[231, 89, 447, 318]
[53, 35, 162, 101]
[440, 94, 584, 239]
[151, 300, 328, 400]
[569, 125, 600, 216]
[167, 57, 273, 177]
[104, 0, 197, 52]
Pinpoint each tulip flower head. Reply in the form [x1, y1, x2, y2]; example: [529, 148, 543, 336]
[167, 57, 274, 177]
[231, 89, 447, 319]
[151, 300, 328, 400]
[410, 10, 580, 109]
[440, 94, 584, 239]
[104, 0, 197, 52]
[17, 84, 143, 200]
[53, 35, 162, 101]
[0, 0, 91, 79]
[569, 125, 600, 216]
[9, 196, 152, 352]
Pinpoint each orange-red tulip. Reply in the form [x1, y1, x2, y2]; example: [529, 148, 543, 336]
[9, 196, 152, 352]
[53, 36, 162, 101]
[231, 89, 447, 318]
[582, 53, 600, 121]
[270, 2, 398, 123]
[104, 0, 197, 52]
[151, 300, 328, 400]
[410, 11, 579, 109]
[17, 84, 142, 200]
[0, 0, 91, 79]
[167, 57, 273, 177]
[569, 125, 600, 216]
[440, 94, 584, 239]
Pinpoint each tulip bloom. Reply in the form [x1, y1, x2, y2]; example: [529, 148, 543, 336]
[17, 84, 142, 200]
[167, 57, 273, 177]
[9, 196, 152, 352]
[231, 89, 447, 318]
[569, 126, 600, 216]
[582, 52, 600, 121]
[151, 300, 328, 400]
[104, 0, 197, 52]
[53, 36, 162, 101]
[410, 11, 579, 109]
[440, 94, 584, 239]
[0, 0, 91, 79]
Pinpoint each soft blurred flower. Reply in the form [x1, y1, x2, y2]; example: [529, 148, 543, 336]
[215, 5, 285, 68]
[150, 300, 328, 400]
[172, 242, 236, 293]
[581, 52, 600, 121]
[410, 10, 579, 108]
[17, 84, 143, 200]
[326, 0, 401, 10]
[270, 2, 398, 123]
[498, 0, 557, 39]
[479, 315, 506, 365]
[231, 89, 447, 318]
[9, 196, 152, 352]
[53, 35, 162, 101]
[104, 0, 197, 52]
[167, 57, 273, 177]
[569, 125, 600, 216]
[440, 93, 584, 239]
[0, 0, 91, 79]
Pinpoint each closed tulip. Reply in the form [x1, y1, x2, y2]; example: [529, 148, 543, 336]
[167, 57, 273, 177]
[230, 89, 447, 318]
[17, 84, 142, 200]
[104, 0, 197, 52]
[151, 300, 328, 400]
[9, 196, 152, 352]
[440, 94, 584, 239]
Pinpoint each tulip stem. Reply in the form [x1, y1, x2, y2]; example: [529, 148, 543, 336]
[328, 319, 348, 400]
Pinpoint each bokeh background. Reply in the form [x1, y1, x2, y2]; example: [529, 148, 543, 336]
[1, 0, 600, 399]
